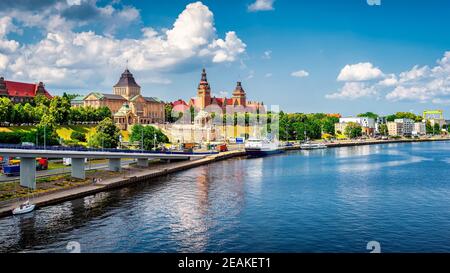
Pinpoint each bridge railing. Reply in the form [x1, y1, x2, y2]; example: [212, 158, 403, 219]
[0, 144, 218, 156]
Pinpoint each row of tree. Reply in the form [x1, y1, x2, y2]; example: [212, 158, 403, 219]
[0, 94, 111, 125]
[86, 118, 168, 150]
[279, 112, 339, 141]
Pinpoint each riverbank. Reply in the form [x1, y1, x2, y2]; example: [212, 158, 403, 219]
[284, 136, 450, 150]
[0, 150, 245, 218]
[0, 136, 449, 218]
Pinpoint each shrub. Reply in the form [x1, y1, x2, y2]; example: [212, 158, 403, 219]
[70, 131, 86, 142]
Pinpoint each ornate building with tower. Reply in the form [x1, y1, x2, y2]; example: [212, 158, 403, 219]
[185, 68, 264, 112]
[0, 76, 52, 103]
[83, 68, 165, 130]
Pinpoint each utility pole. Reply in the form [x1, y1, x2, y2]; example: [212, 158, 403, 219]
[44, 125, 46, 150]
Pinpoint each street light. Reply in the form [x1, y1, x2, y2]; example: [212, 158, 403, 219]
[153, 133, 157, 151]
[43, 125, 46, 150]
[141, 127, 144, 153]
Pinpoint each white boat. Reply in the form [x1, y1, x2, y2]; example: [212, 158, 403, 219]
[12, 201, 35, 215]
[300, 142, 328, 150]
[245, 138, 284, 157]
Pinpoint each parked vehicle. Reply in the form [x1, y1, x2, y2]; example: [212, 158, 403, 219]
[216, 144, 228, 152]
[2, 158, 48, 176]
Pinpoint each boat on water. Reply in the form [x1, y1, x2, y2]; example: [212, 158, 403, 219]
[12, 200, 35, 215]
[300, 142, 328, 150]
[245, 138, 284, 157]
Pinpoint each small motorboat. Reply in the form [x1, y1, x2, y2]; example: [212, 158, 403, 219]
[300, 142, 328, 150]
[12, 201, 36, 215]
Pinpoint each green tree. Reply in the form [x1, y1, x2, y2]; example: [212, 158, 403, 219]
[321, 116, 339, 135]
[165, 103, 175, 123]
[62, 92, 79, 101]
[378, 124, 388, 136]
[88, 118, 121, 148]
[95, 106, 112, 121]
[70, 131, 86, 142]
[130, 124, 169, 150]
[344, 122, 363, 139]
[33, 94, 50, 107]
[434, 123, 441, 135]
[358, 112, 379, 119]
[23, 103, 36, 123]
[426, 121, 433, 135]
[11, 103, 24, 124]
[69, 106, 83, 122]
[35, 114, 59, 146]
[49, 96, 71, 124]
[0, 97, 13, 123]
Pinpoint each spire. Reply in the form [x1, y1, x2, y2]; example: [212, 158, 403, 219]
[201, 68, 208, 83]
[36, 81, 46, 94]
[114, 68, 140, 88]
[233, 81, 245, 95]
[0, 77, 7, 95]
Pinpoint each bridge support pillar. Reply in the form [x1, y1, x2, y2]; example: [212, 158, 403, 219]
[71, 158, 85, 179]
[20, 157, 36, 189]
[108, 158, 121, 172]
[137, 158, 149, 167]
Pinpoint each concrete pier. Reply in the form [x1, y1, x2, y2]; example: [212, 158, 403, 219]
[137, 158, 149, 167]
[108, 158, 121, 172]
[20, 157, 36, 189]
[71, 158, 86, 179]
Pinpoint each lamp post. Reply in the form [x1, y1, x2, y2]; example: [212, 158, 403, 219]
[43, 125, 46, 150]
[153, 133, 157, 151]
[141, 127, 144, 153]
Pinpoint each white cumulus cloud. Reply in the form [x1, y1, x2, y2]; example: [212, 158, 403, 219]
[291, 70, 309, 78]
[248, 0, 275, 12]
[1, 1, 247, 91]
[337, 62, 384, 81]
[385, 52, 450, 102]
[325, 82, 378, 100]
[327, 52, 450, 103]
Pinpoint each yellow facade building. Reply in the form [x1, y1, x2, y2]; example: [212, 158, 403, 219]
[83, 68, 165, 130]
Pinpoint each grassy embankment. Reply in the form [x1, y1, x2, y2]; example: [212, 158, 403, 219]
[0, 169, 126, 202]
[0, 125, 130, 145]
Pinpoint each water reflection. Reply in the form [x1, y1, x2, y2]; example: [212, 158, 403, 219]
[1, 142, 450, 253]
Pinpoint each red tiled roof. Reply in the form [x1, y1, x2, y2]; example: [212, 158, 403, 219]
[172, 99, 188, 106]
[5, 80, 52, 98]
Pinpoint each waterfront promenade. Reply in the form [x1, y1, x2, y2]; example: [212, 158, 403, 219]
[0, 136, 449, 218]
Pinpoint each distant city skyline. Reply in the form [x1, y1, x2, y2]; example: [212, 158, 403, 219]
[0, 0, 449, 116]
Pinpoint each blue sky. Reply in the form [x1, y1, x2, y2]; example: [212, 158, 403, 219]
[0, 0, 449, 116]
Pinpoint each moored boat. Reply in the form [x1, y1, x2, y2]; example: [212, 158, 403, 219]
[300, 142, 328, 150]
[245, 138, 284, 157]
[12, 201, 35, 215]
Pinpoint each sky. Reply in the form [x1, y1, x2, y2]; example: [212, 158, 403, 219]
[0, 0, 449, 116]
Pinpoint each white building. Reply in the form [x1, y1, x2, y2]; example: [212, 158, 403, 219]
[413, 122, 426, 136]
[393, 118, 414, 136]
[339, 117, 376, 129]
[337, 117, 376, 136]
[375, 116, 387, 134]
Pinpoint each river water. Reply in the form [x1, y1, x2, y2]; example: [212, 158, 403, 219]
[1, 141, 450, 253]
